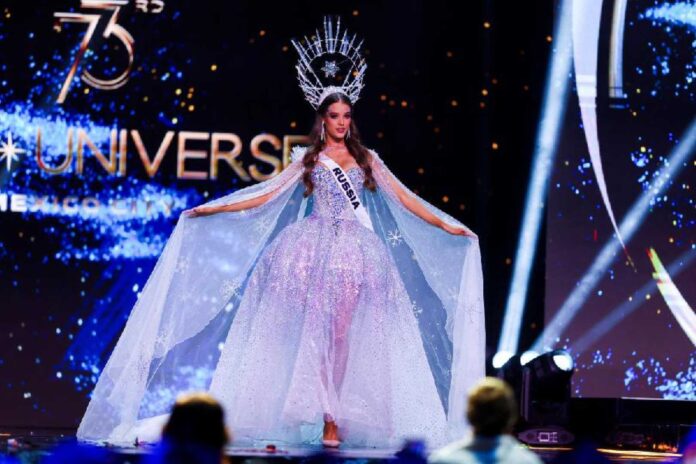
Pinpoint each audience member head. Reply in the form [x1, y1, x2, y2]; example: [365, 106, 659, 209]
[163, 392, 230, 448]
[466, 377, 518, 437]
[154, 392, 230, 464]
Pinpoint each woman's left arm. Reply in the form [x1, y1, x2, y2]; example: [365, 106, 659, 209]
[394, 183, 476, 237]
[371, 154, 477, 238]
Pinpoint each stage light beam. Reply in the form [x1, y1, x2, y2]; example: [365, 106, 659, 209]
[496, 0, 573, 360]
[533, 117, 696, 352]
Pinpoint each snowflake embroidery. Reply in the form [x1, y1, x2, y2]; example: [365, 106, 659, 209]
[253, 216, 276, 235]
[220, 279, 242, 300]
[386, 229, 403, 247]
[446, 286, 460, 301]
[411, 300, 423, 316]
[154, 331, 170, 349]
[321, 60, 339, 78]
[180, 289, 195, 303]
[175, 257, 190, 274]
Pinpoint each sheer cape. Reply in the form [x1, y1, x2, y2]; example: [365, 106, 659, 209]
[76, 147, 485, 446]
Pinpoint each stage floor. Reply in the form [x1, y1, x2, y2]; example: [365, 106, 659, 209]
[0, 428, 684, 464]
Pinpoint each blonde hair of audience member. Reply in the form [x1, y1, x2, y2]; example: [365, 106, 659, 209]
[428, 378, 542, 464]
[466, 378, 518, 437]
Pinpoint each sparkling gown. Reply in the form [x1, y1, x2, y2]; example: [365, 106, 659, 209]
[77, 148, 485, 449]
[208, 163, 447, 446]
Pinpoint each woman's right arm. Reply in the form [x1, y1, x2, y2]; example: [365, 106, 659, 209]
[185, 189, 276, 218]
[186, 149, 307, 218]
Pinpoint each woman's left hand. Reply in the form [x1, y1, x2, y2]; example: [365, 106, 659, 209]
[442, 222, 478, 239]
[184, 207, 202, 218]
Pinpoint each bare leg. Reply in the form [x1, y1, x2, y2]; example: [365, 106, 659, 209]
[332, 296, 354, 390]
[321, 274, 358, 446]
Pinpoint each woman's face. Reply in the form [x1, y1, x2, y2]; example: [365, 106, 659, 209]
[322, 101, 352, 141]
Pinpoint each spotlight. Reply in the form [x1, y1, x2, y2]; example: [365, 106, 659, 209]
[551, 351, 573, 372]
[492, 350, 515, 369]
[522, 349, 573, 424]
[494, 350, 574, 446]
[496, 353, 522, 387]
[496, 350, 576, 446]
[495, 350, 575, 433]
[495, 353, 525, 417]
[520, 350, 540, 366]
[516, 350, 575, 446]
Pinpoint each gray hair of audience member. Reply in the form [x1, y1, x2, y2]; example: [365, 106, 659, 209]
[466, 377, 518, 436]
[162, 392, 230, 449]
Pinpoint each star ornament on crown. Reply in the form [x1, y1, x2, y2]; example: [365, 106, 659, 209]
[291, 16, 367, 110]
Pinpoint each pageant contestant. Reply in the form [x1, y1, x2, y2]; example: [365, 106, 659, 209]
[78, 17, 485, 449]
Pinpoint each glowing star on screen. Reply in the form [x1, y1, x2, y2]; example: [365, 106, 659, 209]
[0, 132, 26, 171]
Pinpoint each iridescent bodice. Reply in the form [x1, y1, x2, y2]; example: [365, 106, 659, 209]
[308, 164, 365, 221]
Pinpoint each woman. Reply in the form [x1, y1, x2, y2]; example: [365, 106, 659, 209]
[77, 17, 485, 449]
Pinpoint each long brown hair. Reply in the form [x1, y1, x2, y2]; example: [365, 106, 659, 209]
[302, 92, 376, 197]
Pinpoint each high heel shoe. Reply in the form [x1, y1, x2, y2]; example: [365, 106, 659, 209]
[322, 419, 341, 448]
[321, 439, 341, 448]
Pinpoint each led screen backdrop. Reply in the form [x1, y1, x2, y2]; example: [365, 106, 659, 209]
[0, 0, 314, 429]
[0, 0, 485, 428]
[545, 0, 695, 399]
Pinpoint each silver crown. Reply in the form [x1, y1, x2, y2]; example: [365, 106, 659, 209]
[291, 17, 367, 109]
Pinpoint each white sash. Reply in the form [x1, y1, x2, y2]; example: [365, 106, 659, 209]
[319, 153, 374, 231]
